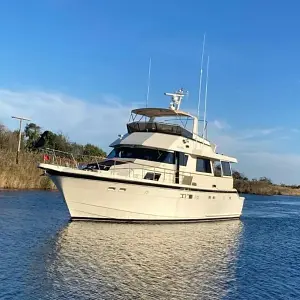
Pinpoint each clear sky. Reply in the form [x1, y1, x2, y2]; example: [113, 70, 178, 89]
[1, 0, 300, 184]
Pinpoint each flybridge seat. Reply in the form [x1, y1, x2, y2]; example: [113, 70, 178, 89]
[127, 121, 193, 139]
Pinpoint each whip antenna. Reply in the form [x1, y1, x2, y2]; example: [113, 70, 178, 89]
[146, 57, 152, 108]
[202, 55, 210, 138]
[197, 33, 206, 120]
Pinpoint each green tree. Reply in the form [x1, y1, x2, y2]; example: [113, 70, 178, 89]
[44, 131, 72, 152]
[24, 123, 41, 149]
[83, 143, 106, 157]
[232, 170, 248, 181]
[43, 131, 56, 149]
[70, 142, 84, 156]
[259, 177, 272, 185]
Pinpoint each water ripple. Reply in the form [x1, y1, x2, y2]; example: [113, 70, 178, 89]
[1, 191, 300, 299]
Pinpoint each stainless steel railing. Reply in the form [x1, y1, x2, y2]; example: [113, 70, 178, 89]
[39, 148, 196, 185]
[41, 148, 105, 169]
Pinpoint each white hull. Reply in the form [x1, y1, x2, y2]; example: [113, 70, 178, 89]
[47, 169, 244, 222]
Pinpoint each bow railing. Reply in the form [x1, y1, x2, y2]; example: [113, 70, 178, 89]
[41, 148, 105, 169]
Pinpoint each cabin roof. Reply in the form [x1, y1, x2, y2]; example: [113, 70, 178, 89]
[131, 107, 194, 118]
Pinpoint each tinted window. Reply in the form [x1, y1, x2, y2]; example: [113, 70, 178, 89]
[107, 147, 175, 164]
[179, 152, 188, 166]
[144, 172, 161, 181]
[107, 149, 117, 159]
[221, 161, 232, 176]
[196, 158, 212, 173]
[213, 161, 222, 177]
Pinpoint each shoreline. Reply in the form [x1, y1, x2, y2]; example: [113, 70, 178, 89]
[234, 179, 300, 197]
[0, 188, 57, 192]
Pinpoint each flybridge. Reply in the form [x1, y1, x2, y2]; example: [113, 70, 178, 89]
[127, 88, 203, 140]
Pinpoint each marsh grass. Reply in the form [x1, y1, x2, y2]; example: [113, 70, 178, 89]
[0, 150, 55, 189]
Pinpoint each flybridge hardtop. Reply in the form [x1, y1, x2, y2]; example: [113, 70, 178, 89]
[131, 107, 194, 118]
[126, 88, 200, 140]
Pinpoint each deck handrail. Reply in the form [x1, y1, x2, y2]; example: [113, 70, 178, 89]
[39, 148, 231, 185]
[39, 148, 199, 185]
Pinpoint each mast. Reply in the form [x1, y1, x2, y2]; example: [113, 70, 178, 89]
[202, 55, 210, 138]
[146, 57, 152, 108]
[197, 33, 206, 121]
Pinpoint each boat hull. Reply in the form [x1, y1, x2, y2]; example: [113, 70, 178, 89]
[48, 171, 244, 222]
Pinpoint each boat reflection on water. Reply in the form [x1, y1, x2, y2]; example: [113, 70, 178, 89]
[44, 220, 244, 300]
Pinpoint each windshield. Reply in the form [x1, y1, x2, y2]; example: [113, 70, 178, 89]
[107, 147, 175, 164]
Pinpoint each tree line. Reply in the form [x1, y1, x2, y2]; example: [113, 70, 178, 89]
[0, 122, 106, 157]
[232, 169, 300, 194]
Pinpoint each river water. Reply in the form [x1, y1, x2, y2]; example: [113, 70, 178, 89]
[0, 191, 300, 299]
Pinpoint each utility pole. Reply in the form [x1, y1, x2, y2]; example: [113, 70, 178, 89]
[11, 116, 31, 164]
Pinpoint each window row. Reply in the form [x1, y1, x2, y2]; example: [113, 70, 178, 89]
[107, 147, 188, 166]
[196, 158, 232, 176]
[107, 147, 232, 176]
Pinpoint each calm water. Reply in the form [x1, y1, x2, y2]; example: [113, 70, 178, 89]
[1, 191, 300, 300]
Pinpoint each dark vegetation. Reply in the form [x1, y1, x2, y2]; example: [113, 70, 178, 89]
[0, 122, 106, 189]
[1, 122, 106, 157]
[232, 171, 300, 196]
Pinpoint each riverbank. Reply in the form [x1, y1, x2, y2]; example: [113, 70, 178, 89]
[1, 150, 300, 195]
[0, 150, 55, 190]
[234, 179, 300, 196]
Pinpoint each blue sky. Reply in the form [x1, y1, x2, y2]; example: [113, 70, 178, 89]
[1, 0, 300, 183]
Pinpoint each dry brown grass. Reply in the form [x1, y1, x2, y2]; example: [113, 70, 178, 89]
[234, 179, 300, 196]
[0, 150, 55, 189]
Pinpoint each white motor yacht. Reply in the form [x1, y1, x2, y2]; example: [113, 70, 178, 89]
[38, 89, 245, 222]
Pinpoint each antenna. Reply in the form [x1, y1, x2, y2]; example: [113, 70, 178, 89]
[165, 88, 186, 111]
[197, 33, 206, 120]
[202, 55, 210, 138]
[146, 57, 152, 108]
[185, 90, 189, 104]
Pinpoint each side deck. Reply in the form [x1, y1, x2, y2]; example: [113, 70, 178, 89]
[39, 148, 237, 192]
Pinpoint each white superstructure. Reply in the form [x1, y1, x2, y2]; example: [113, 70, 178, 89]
[38, 89, 244, 222]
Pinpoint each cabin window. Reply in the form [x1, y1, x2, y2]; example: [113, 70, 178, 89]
[179, 152, 188, 166]
[107, 147, 175, 164]
[144, 172, 161, 181]
[196, 158, 212, 173]
[221, 161, 232, 176]
[107, 149, 117, 159]
[213, 161, 222, 177]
